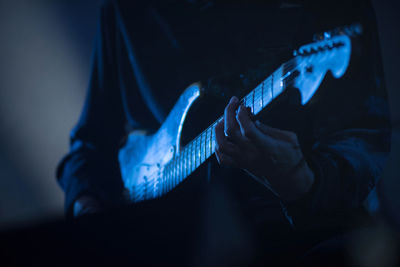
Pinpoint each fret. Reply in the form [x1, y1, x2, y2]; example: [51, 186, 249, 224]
[191, 141, 196, 172]
[173, 156, 177, 187]
[192, 140, 196, 169]
[252, 89, 255, 114]
[172, 158, 176, 188]
[186, 145, 190, 177]
[253, 88, 258, 114]
[211, 123, 216, 154]
[257, 85, 263, 112]
[264, 77, 273, 107]
[176, 154, 185, 184]
[187, 146, 191, 176]
[182, 147, 187, 179]
[196, 137, 201, 168]
[200, 132, 205, 163]
[206, 127, 211, 159]
[204, 130, 208, 160]
[192, 141, 195, 172]
[179, 153, 183, 182]
[209, 126, 213, 156]
[254, 86, 262, 114]
[271, 72, 274, 99]
[179, 151, 183, 181]
[261, 81, 264, 109]
[188, 142, 192, 175]
[272, 66, 284, 98]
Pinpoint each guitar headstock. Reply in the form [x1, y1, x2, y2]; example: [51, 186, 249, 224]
[292, 24, 362, 105]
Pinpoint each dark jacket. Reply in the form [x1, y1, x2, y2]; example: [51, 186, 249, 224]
[57, 0, 391, 231]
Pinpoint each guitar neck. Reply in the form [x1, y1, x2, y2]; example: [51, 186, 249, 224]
[162, 59, 298, 189]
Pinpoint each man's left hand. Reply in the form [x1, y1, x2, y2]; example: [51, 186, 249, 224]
[214, 96, 315, 202]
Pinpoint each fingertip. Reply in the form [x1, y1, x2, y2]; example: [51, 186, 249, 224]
[236, 104, 247, 120]
[229, 96, 239, 104]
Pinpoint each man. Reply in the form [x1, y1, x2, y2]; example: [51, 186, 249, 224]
[57, 0, 390, 263]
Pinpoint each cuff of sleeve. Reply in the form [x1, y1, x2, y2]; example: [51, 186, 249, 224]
[56, 148, 124, 219]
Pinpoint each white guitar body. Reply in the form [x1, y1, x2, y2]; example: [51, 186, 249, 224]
[119, 84, 201, 202]
[119, 25, 360, 203]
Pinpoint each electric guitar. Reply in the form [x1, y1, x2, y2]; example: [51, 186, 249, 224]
[118, 24, 363, 203]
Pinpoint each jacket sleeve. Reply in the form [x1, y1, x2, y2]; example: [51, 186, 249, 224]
[56, 2, 128, 217]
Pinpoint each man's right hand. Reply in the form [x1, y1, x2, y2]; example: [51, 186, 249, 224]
[73, 195, 102, 217]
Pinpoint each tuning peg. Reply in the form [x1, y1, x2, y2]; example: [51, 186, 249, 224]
[312, 23, 363, 42]
[293, 49, 304, 57]
[324, 32, 331, 39]
[309, 48, 317, 54]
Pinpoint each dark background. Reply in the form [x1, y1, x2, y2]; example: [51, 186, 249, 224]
[0, 0, 398, 235]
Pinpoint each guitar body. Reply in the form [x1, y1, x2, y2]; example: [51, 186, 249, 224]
[119, 83, 201, 202]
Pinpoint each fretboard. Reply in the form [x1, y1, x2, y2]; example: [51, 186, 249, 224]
[161, 60, 298, 193]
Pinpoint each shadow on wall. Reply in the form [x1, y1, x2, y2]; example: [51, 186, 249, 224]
[0, 0, 101, 229]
